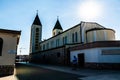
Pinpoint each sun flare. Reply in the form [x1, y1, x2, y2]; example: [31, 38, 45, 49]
[78, 0, 103, 21]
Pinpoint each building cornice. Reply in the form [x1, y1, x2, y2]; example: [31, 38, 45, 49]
[0, 29, 21, 35]
[70, 41, 120, 51]
[86, 28, 115, 33]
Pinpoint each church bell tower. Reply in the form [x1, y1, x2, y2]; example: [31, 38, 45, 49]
[30, 12, 42, 53]
[52, 18, 63, 36]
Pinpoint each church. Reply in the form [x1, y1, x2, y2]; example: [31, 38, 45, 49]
[29, 14, 120, 69]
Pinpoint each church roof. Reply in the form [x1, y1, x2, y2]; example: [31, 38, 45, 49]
[32, 14, 42, 26]
[53, 19, 63, 30]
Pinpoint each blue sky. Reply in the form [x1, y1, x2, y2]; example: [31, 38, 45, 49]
[0, 0, 120, 55]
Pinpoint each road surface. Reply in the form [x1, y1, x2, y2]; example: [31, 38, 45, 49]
[15, 63, 83, 80]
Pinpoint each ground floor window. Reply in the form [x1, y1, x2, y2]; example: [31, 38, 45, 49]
[0, 38, 3, 56]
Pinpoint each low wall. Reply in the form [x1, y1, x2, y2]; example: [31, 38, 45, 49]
[0, 65, 14, 76]
[85, 63, 120, 70]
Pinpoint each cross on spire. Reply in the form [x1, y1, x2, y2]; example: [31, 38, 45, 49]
[36, 10, 38, 15]
[57, 16, 59, 20]
[53, 16, 63, 30]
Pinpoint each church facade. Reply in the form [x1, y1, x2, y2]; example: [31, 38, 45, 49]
[29, 14, 120, 69]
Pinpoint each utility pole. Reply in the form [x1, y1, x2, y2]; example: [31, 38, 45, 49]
[19, 47, 25, 62]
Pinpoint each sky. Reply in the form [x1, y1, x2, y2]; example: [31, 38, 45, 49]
[0, 0, 120, 55]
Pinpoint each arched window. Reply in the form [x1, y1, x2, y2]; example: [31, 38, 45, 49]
[72, 33, 74, 43]
[53, 32, 55, 36]
[36, 28, 39, 32]
[75, 32, 78, 42]
[65, 36, 67, 44]
[0, 38, 3, 56]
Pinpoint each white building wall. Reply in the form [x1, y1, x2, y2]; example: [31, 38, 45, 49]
[40, 24, 81, 51]
[70, 48, 100, 63]
[81, 22, 104, 43]
[70, 47, 120, 63]
[99, 47, 120, 63]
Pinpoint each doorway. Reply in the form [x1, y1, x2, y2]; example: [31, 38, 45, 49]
[78, 53, 85, 68]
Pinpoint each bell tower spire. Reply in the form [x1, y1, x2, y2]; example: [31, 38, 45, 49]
[30, 11, 42, 53]
[52, 16, 63, 36]
[32, 10, 42, 26]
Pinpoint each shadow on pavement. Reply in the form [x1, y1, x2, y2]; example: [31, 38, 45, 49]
[0, 74, 13, 78]
[15, 63, 84, 80]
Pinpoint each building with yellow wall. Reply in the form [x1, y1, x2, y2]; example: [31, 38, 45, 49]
[0, 29, 21, 75]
